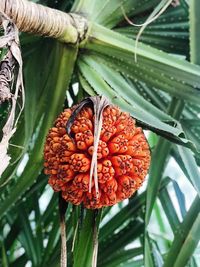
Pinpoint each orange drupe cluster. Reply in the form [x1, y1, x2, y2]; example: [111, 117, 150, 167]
[44, 105, 151, 209]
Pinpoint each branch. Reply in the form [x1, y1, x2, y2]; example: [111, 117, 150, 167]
[0, 0, 88, 44]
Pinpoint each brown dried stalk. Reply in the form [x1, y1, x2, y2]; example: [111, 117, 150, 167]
[59, 194, 68, 267]
[89, 96, 110, 196]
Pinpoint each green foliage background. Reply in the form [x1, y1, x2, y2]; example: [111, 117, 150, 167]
[0, 0, 200, 266]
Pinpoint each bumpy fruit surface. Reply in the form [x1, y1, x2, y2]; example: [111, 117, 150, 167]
[44, 105, 151, 209]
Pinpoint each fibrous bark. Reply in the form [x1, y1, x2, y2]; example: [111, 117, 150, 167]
[0, 0, 88, 43]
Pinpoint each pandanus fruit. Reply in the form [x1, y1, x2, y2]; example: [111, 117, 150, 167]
[44, 96, 151, 209]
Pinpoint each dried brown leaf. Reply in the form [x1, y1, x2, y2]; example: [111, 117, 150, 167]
[0, 13, 25, 177]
